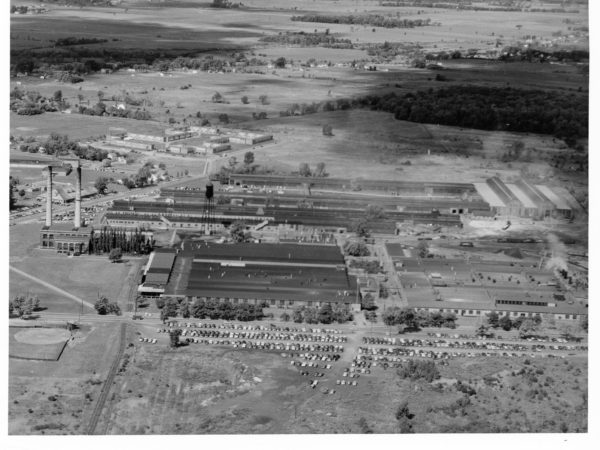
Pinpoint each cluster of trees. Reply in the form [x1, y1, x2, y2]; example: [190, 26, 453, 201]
[9, 296, 41, 318]
[357, 86, 587, 147]
[499, 46, 589, 63]
[94, 296, 121, 315]
[395, 401, 415, 433]
[78, 102, 152, 120]
[349, 259, 382, 274]
[343, 241, 370, 257]
[9, 177, 17, 210]
[396, 359, 440, 382]
[10, 88, 64, 115]
[361, 293, 377, 311]
[260, 31, 353, 49]
[42, 133, 78, 156]
[210, 0, 242, 8]
[486, 311, 542, 335]
[216, 153, 266, 182]
[381, 1, 521, 12]
[242, 95, 269, 105]
[54, 37, 108, 47]
[290, 304, 353, 324]
[297, 162, 327, 177]
[75, 146, 109, 162]
[290, 14, 432, 28]
[10, 5, 33, 13]
[383, 307, 457, 330]
[252, 111, 268, 120]
[229, 221, 250, 243]
[88, 227, 154, 255]
[158, 297, 265, 322]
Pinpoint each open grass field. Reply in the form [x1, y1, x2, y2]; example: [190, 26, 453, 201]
[10, 238, 136, 313]
[10, 111, 166, 140]
[9, 322, 122, 435]
[238, 109, 566, 184]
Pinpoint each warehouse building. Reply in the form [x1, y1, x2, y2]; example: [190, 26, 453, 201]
[411, 298, 587, 322]
[180, 243, 359, 310]
[138, 248, 177, 295]
[474, 177, 574, 219]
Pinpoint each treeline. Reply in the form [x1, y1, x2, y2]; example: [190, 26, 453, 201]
[18, 133, 109, 162]
[289, 304, 353, 325]
[78, 102, 152, 120]
[158, 298, 265, 322]
[260, 31, 353, 49]
[54, 37, 108, 47]
[357, 86, 588, 146]
[380, 1, 579, 12]
[383, 307, 457, 329]
[290, 14, 432, 28]
[11, 47, 265, 77]
[500, 46, 589, 63]
[88, 227, 154, 255]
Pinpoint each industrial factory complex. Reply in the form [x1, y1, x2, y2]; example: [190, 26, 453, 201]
[99, 125, 273, 155]
[32, 163, 585, 320]
[102, 174, 579, 234]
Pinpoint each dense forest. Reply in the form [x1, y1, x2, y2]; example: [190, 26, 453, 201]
[357, 86, 587, 146]
[10, 47, 263, 76]
[291, 14, 432, 28]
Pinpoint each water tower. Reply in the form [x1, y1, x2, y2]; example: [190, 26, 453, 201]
[202, 181, 214, 235]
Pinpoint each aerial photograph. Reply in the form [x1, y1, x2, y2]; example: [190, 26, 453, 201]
[7, 0, 590, 439]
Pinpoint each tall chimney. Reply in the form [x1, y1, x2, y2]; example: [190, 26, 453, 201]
[45, 167, 52, 228]
[74, 165, 81, 228]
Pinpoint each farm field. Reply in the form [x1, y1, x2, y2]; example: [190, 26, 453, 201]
[10, 1, 588, 54]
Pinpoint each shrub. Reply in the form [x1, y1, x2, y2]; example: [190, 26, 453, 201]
[397, 360, 440, 382]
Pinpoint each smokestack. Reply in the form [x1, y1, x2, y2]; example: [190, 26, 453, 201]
[74, 165, 81, 228]
[45, 167, 52, 228]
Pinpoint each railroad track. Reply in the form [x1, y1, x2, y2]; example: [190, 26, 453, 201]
[86, 322, 127, 435]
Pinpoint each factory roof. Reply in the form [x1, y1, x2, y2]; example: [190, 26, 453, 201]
[149, 249, 177, 270]
[473, 182, 506, 208]
[535, 185, 571, 211]
[505, 183, 537, 209]
[190, 242, 344, 265]
[184, 262, 357, 303]
[143, 249, 176, 287]
[535, 186, 565, 210]
[42, 223, 93, 234]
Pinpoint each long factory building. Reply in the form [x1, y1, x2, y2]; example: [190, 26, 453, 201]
[104, 176, 577, 234]
[162, 242, 360, 310]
